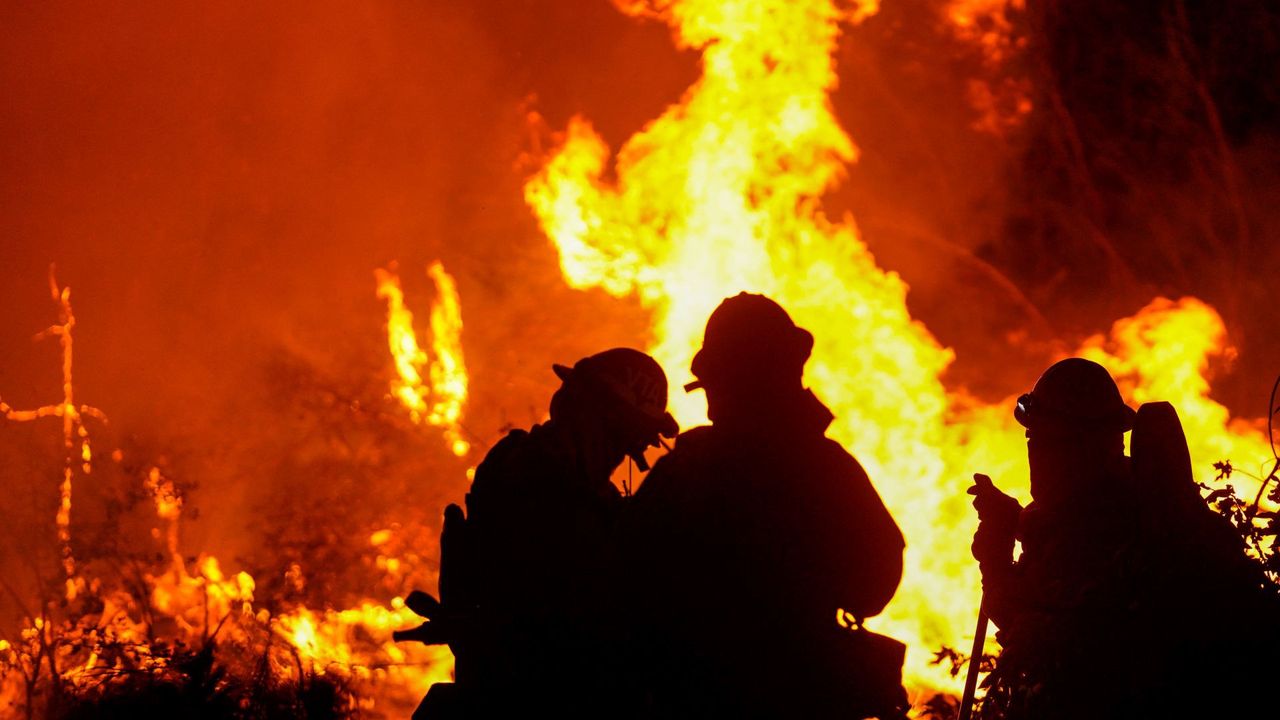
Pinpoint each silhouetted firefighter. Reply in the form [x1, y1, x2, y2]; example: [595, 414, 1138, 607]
[969, 358, 1278, 719]
[396, 348, 677, 718]
[620, 293, 909, 719]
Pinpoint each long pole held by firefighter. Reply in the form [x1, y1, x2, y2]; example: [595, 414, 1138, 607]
[957, 595, 987, 720]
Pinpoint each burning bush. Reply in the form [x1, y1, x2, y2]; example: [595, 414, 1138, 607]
[2, 594, 356, 720]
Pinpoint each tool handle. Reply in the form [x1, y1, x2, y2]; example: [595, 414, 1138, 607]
[957, 598, 988, 720]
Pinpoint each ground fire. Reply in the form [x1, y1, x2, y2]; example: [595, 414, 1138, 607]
[2, 0, 1278, 718]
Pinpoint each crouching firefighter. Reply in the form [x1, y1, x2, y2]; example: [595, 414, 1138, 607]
[394, 348, 678, 718]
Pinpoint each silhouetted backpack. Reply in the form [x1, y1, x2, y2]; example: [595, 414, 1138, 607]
[1129, 400, 1251, 569]
[1129, 401, 1278, 714]
[1130, 401, 1198, 513]
[1129, 400, 1250, 589]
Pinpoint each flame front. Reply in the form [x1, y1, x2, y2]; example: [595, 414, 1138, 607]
[526, 0, 1273, 697]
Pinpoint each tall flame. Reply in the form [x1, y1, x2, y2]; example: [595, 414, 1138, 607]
[525, 0, 1273, 696]
[375, 262, 471, 457]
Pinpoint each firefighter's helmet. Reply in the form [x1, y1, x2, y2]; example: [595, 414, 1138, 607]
[686, 292, 814, 392]
[553, 347, 678, 443]
[1014, 358, 1136, 433]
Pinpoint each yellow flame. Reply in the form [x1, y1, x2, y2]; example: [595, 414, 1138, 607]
[275, 602, 453, 695]
[375, 263, 470, 456]
[145, 466, 184, 522]
[376, 266, 431, 419]
[425, 262, 471, 456]
[526, 0, 1273, 698]
[1080, 298, 1273, 485]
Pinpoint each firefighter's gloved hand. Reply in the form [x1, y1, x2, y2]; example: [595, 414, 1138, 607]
[393, 590, 469, 645]
[968, 473, 1021, 565]
[405, 589, 442, 619]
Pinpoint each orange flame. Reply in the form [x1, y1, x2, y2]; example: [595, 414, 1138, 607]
[526, 0, 1272, 697]
[945, 0, 1032, 133]
[947, 0, 1024, 39]
[375, 262, 471, 456]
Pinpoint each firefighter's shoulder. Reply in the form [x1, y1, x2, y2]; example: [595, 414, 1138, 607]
[812, 435, 872, 481]
[653, 425, 719, 465]
[633, 425, 714, 497]
[671, 424, 715, 450]
[470, 429, 532, 491]
[480, 428, 531, 465]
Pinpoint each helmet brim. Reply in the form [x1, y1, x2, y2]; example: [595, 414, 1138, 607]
[552, 363, 574, 383]
[1015, 393, 1137, 433]
[688, 326, 813, 389]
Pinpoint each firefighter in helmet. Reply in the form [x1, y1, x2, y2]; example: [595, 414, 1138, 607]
[969, 358, 1276, 718]
[622, 293, 907, 719]
[401, 347, 677, 718]
[968, 358, 1141, 718]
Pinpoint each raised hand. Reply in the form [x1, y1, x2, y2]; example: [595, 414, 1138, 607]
[967, 473, 1021, 565]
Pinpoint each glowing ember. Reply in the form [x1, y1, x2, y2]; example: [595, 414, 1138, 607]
[0, 266, 107, 598]
[945, 0, 1032, 133]
[145, 466, 184, 522]
[525, 0, 1273, 697]
[947, 0, 1024, 40]
[375, 262, 471, 457]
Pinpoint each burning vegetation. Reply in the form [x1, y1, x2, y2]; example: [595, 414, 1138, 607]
[0, 272, 454, 718]
[3, 0, 1280, 717]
